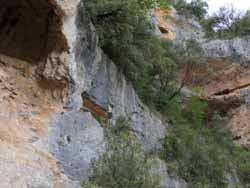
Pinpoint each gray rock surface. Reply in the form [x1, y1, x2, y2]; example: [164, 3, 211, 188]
[201, 37, 250, 64]
[67, 2, 167, 153]
[149, 158, 187, 188]
[0, 1, 201, 187]
[48, 1, 167, 183]
[49, 111, 105, 181]
[171, 12, 205, 45]
[152, 8, 250, 64]
[241, 87, 250, 104]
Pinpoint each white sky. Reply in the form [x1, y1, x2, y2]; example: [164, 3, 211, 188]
[207, 0, 250, 15]
[186, 0, 250, 15]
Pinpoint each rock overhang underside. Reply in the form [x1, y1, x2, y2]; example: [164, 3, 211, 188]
[0, 0, 70, 63]
[0, 0, 171, 187]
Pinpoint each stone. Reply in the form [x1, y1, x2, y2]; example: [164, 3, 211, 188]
[68, 2, 168, 152]
[241, 87, 250, 104]
[201, 37, 250, 64]
[148, 158, 187, 188]
[152, 7, 250, 64]
[49, 111, 105, 181]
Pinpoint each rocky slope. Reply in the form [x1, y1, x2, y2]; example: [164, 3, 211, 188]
[0, 0, 182, 187]
[153, 8, 250, 148]
[1, 1, 249, 187]
[154, 8, 250, 64]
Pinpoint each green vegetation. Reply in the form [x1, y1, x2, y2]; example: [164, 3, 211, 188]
[162, 96, 250, 188]
[202, 7, 250, 39]
[81, 117, 160, 188]
[170, 1, 250, 39]
[84, 0, 171, 80]
[172, 0, 208, 20]
[83, 1, 250, 187]
[171, 1, 250, 39]
[84, 0, 180, 111]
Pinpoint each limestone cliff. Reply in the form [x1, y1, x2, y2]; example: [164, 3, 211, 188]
[0, 1, 176, 187]
[152, 8, 250, 148]
[1, 1, 249, 187]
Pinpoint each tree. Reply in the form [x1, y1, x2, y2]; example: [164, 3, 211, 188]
[86, 117, 160, 188]
[168, 39, 204, 101]
[84, 0, 179, 112]
[202, 6, 250, 39]
[173, 0, 208, 20]
[230, 10, 250, 37]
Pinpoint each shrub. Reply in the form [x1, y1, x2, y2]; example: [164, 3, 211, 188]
[202, 7, 250, 39]
[162, 96, 250, 188]
[173, 0, 208, 20]
[230, 10, 250, 37]
[233, 146, 250, 185]
[80, 181, 101, 188]
[84, 0, 179, 110]
[84, 0, 171, 79]
[86, 117, 160, 188]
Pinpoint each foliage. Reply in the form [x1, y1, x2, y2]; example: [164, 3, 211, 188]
[230, 11, 250, 37]
[172, 0, 208, 20]
[85, 0, 180, 112]
[138, 0, 170, 10]
[84, 117, 160, 188]
[162, 96, 250, 188]
[202, 6, 250, 39]
[83, 1, 250, 187]
[233, 146, 250, 185]
[80, 181, 102, 188]
[155, 39, 204, 113]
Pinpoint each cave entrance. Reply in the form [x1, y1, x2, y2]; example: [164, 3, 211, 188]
[0, 0, 62, 63]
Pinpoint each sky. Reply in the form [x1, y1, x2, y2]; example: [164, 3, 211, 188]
[186, 0, 250, 15]
[206, 0, 250, 15]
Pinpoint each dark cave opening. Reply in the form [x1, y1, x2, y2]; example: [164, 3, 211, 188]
[0, 0, 62, 63]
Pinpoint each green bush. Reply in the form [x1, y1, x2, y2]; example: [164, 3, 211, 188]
[85, 117, 160, 188]
[82, 1, 250, 187]
[202, 7, 250, 39]
[233, 146, 250, 185]
[84, 0, 179, 110]
[172, 0, 208, 20]
[162, 96, 250, 188]
[84, 0, 171, 79]
[162, 98, 228, 187]
[229, 11, 250, 37]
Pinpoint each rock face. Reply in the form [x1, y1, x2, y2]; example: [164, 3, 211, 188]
[49, 111, 105, 181]
[153, 8, 250, 148]
[178, 58, 250, 148]
[0, 53, 79, 188]
[68, 3, 167, 154]
[201, 37, 250, 64]
[0, 0, 64, 62]
[149, 158, 187, 188]
[0, 0, 170, 187]
[2, 1, 249, 187]
[201, 63, 250, 148]
[152, 8, 250, 64]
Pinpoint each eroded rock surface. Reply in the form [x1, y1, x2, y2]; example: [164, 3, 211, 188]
[0, 54, 80, 188]
[49, 111, 105, 181]
[202, 37, 250, 64]
[0, 0, 81, 187]
[68, 3, 167, 153]
[149, 158, 187, 188]
[181, 60, 250, 148]
[0, 0, 169, 187]
[153, 8, 250, 148]
[0, 0, 66, 62]
[200, 62, 250, 147]
[152, 8, 250, 64]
